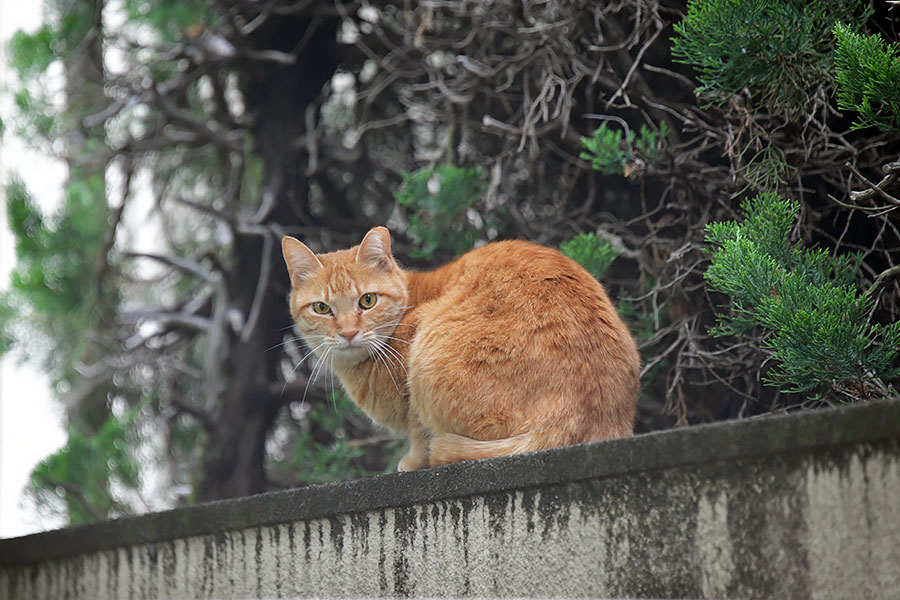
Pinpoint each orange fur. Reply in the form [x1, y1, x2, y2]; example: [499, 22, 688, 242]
[282, 227, 640, 470]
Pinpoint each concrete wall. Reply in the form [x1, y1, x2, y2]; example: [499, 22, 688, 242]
[1, 400, 899, 599]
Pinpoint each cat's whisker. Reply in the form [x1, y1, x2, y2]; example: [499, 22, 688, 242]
[376, 338, 408, 370]
[372, 318, 414, 326]
[325, 350, 338, 413]
[328, 349, 339, 411]
[373, 334, 411, 345]
[267, 334, 319, 353]
[360, 330, 410, 348]
[371, 321, 416, 331]
[371, 338, 409, 383]
[369, 341, 403, 395]
[280, 339, 329, 397]
[302, 344, 334, 406]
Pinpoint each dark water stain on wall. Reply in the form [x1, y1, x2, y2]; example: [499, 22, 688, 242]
[392, 506, 418, 596]
[254, 528, 264, 598]
[302, 521, 311, 563]
[272, 526, 283, 597]
[287, 523, 296, 562]
[430, 503, 441, 542]
[74, 552, 87, 599]
[201, 535, 214, 597]
[377, 510, 388, 595]
[417, 503, 429, 554]
[535, 484, 571, 538]
[520, 488, 537, 534]
[162, 539, 177, 595]
[213, 531, 231, 592]
[484, 491, 512, 538]
[348, 512, 370, 558]
[327, 516, 344, 560]
[107, 546, 118, 599]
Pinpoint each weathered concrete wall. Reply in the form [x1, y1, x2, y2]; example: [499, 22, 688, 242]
[1, 401, 899, 599]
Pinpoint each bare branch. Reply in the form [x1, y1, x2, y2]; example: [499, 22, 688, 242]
[241, 233, 274, 343]
[169, 397, 216, 432]
[124, 252, 219, 284]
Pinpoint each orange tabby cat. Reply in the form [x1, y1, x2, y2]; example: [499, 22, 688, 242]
[281, 227, 639, 470]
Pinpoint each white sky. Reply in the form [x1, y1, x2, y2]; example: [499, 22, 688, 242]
[0, 1, 67, 538]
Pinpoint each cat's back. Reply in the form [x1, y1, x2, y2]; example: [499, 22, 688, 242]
[411, 238, 635, 362]
[433, 239, 618, 313]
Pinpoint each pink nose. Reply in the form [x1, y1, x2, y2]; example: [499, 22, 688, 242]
[340, 329, 359, 341]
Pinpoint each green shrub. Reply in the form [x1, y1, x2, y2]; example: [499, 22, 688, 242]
[705, 193, 899, 400]
[287, 393, 403, 483]
[27, 406, 142, 524]
[560, 232, 618, 282]
[396, 165, 487, 259]
[672, 0, 867, 110]
[580, 122, 668, 176]
[833, 23, 900, 132]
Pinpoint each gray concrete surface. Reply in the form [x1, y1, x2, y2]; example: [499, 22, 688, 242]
[1, 400, 899, 599]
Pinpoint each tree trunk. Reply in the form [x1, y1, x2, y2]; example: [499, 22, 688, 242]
[63, 0, 112, 435]
[196, 14, 341, 501]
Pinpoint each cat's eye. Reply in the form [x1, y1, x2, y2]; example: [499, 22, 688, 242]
[359, 293, 377, 309]
[311, 302, 332, 315]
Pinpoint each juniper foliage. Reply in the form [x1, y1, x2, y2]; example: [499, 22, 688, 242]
[560, 233, 618, 282]
[28, 406, 142, 524]
[395, 165, 488, 260]
[705, 194, 900, 401]
[833, 23, 900, 132]
[672, 0, 867, 110]
[579, 122, 669, 176]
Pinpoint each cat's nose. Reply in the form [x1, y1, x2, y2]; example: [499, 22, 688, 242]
[339, 329, 359, 341]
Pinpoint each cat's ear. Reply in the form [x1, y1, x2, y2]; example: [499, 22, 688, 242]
[282, 236, 323, 287]
[356, 226, 394, 271]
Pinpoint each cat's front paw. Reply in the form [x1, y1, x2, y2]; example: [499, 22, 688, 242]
[397, 453, 426, 472]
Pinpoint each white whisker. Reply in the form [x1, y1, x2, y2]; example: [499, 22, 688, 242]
[369, 341, 403, 395]
[302, 344, 333, 405]
[374, 334, 411, 345]
[267, 334, 318, 352]
[377, 340, 409, 377]
[372, 321, 416, 331]
[281, 339, 328, 397]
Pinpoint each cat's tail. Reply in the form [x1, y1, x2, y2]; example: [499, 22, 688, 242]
[428, 431, 546, 467]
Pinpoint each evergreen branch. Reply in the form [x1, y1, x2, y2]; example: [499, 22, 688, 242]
[705, 194, 900, 401]
[43, 477, 106, 522]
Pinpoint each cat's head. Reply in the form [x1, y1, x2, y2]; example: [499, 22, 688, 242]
[281, 227, 409, 368]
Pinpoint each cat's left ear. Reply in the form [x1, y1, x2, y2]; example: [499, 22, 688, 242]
[356, 226, 394, 271]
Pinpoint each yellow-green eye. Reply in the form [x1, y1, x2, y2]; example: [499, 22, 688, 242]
[359, 293, 377, 309]
[311, 302, 332, 315]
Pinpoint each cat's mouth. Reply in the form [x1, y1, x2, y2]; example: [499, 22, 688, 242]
[334, 334, 365, 349]
[326, 339, 370, 367]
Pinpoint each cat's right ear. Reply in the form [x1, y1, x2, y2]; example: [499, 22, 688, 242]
[282, 236, 323, 287]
